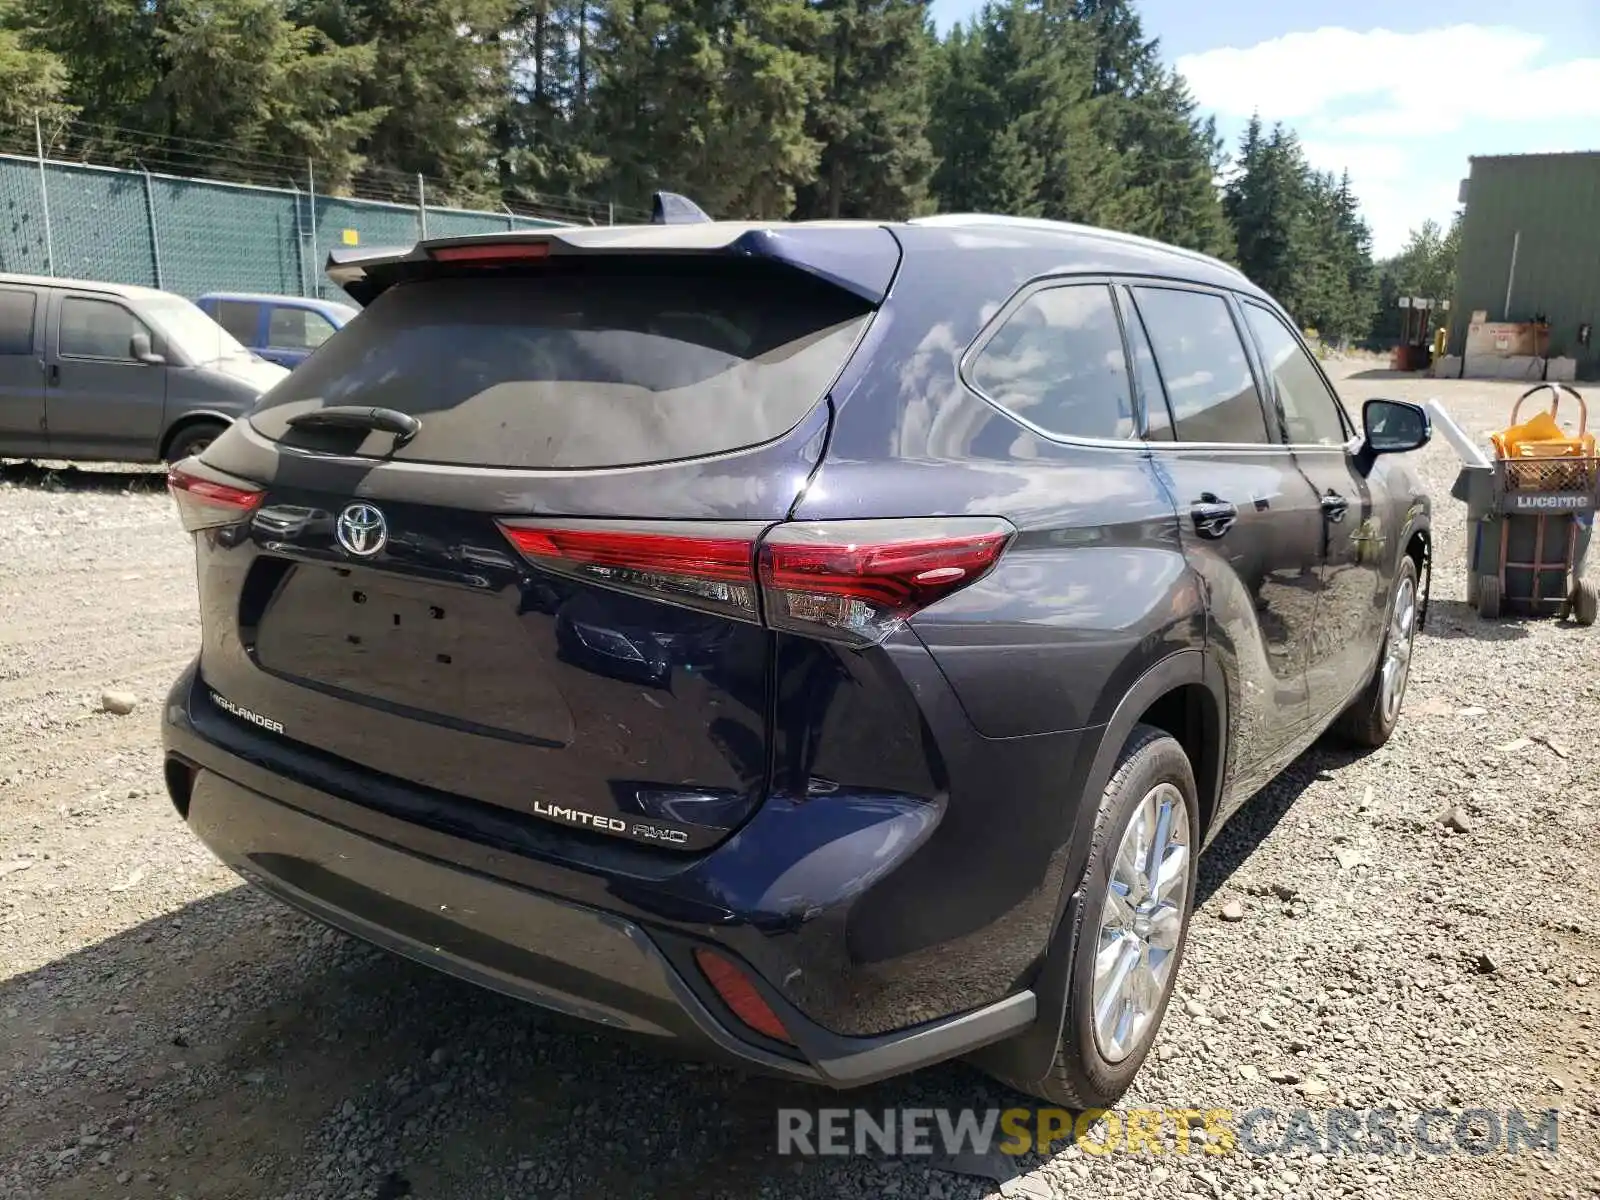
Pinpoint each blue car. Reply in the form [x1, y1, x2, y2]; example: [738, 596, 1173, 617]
[163, 217, 1432, 1108]
[195, 292, 358, 369]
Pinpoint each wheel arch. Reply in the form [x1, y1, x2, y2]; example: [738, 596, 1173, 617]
[967, 649, 1228, 1091]
[160, 412, 235, 461]
[1400, 517, 1431, 629]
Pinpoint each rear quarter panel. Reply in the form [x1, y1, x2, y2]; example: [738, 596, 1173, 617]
[781, 226, 1210, 1019]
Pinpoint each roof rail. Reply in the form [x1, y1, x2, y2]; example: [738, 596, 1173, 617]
[908, 213, 1245, 280]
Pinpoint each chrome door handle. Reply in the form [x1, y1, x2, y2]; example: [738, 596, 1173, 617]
[1321, 493, 1349, 522]
[1190, 497, 1238, 540]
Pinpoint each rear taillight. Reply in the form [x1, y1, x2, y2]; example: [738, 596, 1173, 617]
[167, 466, 263, 533]
[759, 519, 1013, 647]
[498, 520, 764, 621]
[497, 517, 1013, 646]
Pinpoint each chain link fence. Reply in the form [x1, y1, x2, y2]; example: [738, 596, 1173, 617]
[0, 149, 578, 302]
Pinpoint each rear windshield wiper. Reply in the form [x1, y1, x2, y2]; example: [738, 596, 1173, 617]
[285, 406, 421, 445]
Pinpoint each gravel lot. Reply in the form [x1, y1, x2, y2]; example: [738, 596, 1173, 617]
[2, 363, 1598, 1200]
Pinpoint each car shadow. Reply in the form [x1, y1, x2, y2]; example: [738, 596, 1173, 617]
[0, 459, 166, 493]
[0, 885, 1007, 1200]
[1341, 368, 1421, 381]
[1424, 598, 1535, 641]
[1, 735, 1385, 1199]
[1193, 740, 1364, 909]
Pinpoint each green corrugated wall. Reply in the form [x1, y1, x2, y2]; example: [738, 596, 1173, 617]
[1450, 153, 1600, 379]
[0, 153, 566, 302]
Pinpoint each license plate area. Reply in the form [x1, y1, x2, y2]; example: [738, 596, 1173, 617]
[249, 562, 571, 744]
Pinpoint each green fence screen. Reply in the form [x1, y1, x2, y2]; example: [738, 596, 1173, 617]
[0, 153, 566, 302]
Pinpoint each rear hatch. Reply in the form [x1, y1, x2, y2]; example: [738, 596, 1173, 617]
[185, 227, 898, 852]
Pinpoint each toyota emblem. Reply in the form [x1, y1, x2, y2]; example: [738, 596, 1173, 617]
[335, 503, 387, 558]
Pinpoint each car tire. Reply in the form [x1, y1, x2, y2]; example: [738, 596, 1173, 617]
[1001, 723, 1199, 1108]
[1476, 575, 1501, 621]
[1572, 580, 1598, 627]
[164, 420, 228, 466]
[1335, 554, 1421, 749]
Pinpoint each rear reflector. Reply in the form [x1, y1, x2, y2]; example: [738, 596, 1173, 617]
[167, 466, 263, 533]
[498, 517, 1014, 646]
[429, 241, 551, 264]
[759, 518, 1013, 647]
[693, 949, 793, 1044]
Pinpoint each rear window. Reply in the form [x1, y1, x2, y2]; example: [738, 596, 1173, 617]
[0, 288, 35, 355]
[251, 270, 873, 469]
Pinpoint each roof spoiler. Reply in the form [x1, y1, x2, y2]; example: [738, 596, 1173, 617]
[324, 225, 901, 307]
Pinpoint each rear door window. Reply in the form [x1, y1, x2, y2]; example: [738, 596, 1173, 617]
[268, 305, 337, 352]
[1117, 288, 1174, 440]
[251, 270, 873, 469]
[1241, 302, 1352, 446]
[0, 288, 36, 355]
[968, 283, 1135, 441]
[213, 300, 261, 345]
[1130, 287, 1273, 445]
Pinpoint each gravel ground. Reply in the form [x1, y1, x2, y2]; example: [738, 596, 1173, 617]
[2, 364, 1598, 1200]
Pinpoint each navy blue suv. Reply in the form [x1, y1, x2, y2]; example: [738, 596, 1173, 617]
[161, 215, 1431, 1106]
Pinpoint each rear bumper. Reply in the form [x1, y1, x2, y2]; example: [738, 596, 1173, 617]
[162, 662, 1040, 1087]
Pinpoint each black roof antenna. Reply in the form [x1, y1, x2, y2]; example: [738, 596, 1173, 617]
[651, 191, 712, 225]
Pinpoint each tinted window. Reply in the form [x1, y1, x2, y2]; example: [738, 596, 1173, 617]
[1119, 290, 1173, 440]
[969, 285, 1133, 440]
[1242, 302, 1350, 445]
[269, 306, 336, 351]
[252, 271, 872, 469]
[0, 289, 35, 355]
[59, 297, 144, 360]
[1132, 288, 1271, 444]
[214, 300, 260, 344]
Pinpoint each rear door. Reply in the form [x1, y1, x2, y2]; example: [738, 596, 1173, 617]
[264, 303, 337, 368]
[1125, 283, 1324, 803]
[209, 298, 265, 354]
[0, 286, 46, 454]
[45, 292, 168, 460]
[1238, 300, 1386, 720]
[194, 242, 889, 851]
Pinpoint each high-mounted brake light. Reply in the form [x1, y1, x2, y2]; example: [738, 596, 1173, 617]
[429, 241, 551, 264]
[167, 466, 263, 533]
[498, 517, 1014, 647]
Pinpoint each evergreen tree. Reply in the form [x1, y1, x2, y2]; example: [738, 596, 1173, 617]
[495, 0, 607, 203]
[589, 0, 827, 217]
[0, 3, 69, 126]
[291, 0, 512, 200]
[791, 0, 936, 220]
[24, 0, 381, 184]
[1224, 117, 1308, 309]
[930, 0, 1115, 225]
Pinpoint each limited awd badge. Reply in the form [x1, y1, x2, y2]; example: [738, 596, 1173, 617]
[336, 503, 387, 557]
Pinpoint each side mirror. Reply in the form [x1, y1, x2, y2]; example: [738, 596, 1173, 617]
[130, 332, 165, 365]
[1363, 398, 1430, 455]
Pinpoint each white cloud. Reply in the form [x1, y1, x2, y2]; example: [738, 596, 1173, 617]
[1298, 140, 1408, 183]
[1176, 26, 1600, 131]
[1175, 25, 1600, 256]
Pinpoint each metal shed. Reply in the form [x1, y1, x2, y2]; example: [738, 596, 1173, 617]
[1450, 151, 1600, 379]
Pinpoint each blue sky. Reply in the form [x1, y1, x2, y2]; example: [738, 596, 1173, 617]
[928, 0, 1600, 256]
